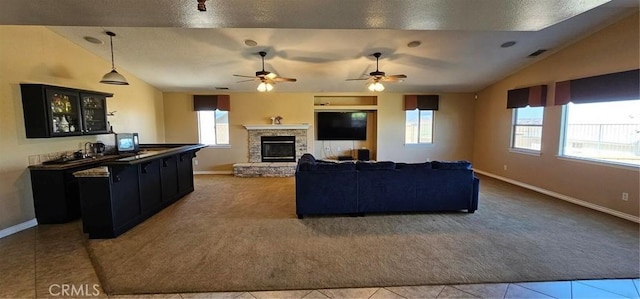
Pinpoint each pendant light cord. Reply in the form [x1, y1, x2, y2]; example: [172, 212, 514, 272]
[109, 35, 115, 70]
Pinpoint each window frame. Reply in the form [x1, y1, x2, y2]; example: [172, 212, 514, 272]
[405, 109, 435, 145]
[558, 101, 640, 169]
[510, 106, 544, 154]
[197, 109, 230, 147]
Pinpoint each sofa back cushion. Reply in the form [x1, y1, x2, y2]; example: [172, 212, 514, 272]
[356, 161, 396, 171]
[315, 161, 356, 171]
[431, 161, 472, 170]
[395, 162, 432, 170]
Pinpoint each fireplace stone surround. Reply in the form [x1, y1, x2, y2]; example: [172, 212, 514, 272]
[233, 124, 310, 177]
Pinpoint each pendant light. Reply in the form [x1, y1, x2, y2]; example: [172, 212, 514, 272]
[100, 31, 129, 85]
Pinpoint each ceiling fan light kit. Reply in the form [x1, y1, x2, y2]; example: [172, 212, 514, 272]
[233, 51, 297, 92]
[257, 82, 274, 92]
[100, 31, 129, 85]
[368, 82, 385, 92]
[347, 52, 406, 92]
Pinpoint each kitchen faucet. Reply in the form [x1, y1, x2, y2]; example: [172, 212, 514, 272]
[84, 142, 93, 158]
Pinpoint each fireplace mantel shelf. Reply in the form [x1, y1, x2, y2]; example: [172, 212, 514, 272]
[243, 124, 310, 130]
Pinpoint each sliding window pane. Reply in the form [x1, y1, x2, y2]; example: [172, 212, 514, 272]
[512, 106, 544, 151]
[562, 100, 640, 166]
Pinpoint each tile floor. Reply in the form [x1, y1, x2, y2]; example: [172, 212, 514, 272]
[1, 221, 638, 299]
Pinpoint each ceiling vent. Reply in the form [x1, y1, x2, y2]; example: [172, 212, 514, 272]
[528, 49, 548, 57]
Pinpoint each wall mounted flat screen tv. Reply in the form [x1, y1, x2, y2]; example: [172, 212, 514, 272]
[317, 112, 367, 140]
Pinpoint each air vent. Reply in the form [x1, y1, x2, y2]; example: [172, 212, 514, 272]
[528, 49, 547, 57]
[215, 87, 229, 90]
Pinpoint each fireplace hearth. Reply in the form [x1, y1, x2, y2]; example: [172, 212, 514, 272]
[261, 136, 296, 162]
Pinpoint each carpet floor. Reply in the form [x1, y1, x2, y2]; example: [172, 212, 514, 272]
[86, 174, 640, 295]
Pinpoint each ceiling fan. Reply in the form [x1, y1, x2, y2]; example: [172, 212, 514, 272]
[233, 51, 297, 92]
[347, 52, 407, 91]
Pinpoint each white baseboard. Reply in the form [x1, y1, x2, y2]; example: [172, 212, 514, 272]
[474, 169, 639, 223]
[194, 171, 233, 175]
[0, 218, 38, 239]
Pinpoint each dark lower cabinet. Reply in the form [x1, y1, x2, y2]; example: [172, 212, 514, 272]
[178, 152, 195, 194]
[78, 149, 198, 238]
[139, 160, 163, 216]
[78, 166, 143, 238]
[161, 155, 179, 202]
[30, 164, 99, 224]
[110, 166, 141, 232]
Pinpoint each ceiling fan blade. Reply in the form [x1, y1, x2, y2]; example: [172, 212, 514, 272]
[236, 79, 257, 83]
[273, 77, 297, 82]
[387, 74, 407, 79]
[233, 74, 257, 79]
[381, 77, 404, 82]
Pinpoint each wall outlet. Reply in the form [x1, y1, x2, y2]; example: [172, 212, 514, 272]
[194, 159, 198, 165]
[503, 165, 508, 171]
[622, 192, 629, 201]
[325, 146, 330, 151]
[337, 147, 341, 152]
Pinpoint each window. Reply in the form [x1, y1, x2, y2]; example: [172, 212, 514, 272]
[511, 106, 544, 151]
[197, 110, 229, 145]
[561, 100, 640, 166]
[405, 109, 433, 144]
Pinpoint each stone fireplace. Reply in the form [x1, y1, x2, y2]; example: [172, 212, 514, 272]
[245, 124, 309, 163]
[261, 136, 296, 162]
[234, 124, 310, 177]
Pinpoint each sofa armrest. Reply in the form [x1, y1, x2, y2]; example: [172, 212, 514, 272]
[295, 170, 358, 217]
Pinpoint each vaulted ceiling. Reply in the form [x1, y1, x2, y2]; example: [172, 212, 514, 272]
[1, 0, 637, 93]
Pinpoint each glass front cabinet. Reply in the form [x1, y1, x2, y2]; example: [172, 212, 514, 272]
[80, 93, 109, 134]
[20, 84, 113, 138]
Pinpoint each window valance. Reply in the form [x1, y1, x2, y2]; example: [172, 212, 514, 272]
[506, 85, 547, 109]
[193, 95, 230, 111]
[554, 69, 639, 105]
[404, 95, 439, 110]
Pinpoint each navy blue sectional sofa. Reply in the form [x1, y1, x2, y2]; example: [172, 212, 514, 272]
[295, 153, 479, 218]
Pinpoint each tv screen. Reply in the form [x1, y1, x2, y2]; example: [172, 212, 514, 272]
[116, 133, 139, 153]
[317, 112, 367, 140]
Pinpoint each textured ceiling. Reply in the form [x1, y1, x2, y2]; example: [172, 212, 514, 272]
[1, 0, 638, 93]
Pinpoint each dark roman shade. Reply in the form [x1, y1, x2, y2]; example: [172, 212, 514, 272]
[554, 69, 639, 105]
[506, 85, 547, 108]
[404, 95, 439, 110]
[193, 95, 230, 111]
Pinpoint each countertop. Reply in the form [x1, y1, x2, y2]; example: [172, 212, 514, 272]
[105, 144, 206, 166]
[29, 144, 206, 171]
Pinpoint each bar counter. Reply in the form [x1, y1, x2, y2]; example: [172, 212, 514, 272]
[72, 143, 206, 238]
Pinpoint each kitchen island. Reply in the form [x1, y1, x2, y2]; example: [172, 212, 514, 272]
[74, 144, 206, 238]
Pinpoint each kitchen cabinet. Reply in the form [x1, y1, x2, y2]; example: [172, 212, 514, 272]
[139, 159, 163, 216]
[178, 151, 195, 194]
[161, 155, 180, 202]
[76, 144, 205, 238]
[110, 165, 142, 232]
[80, 93, 110, 134]
[20, 84, 112, 138]
[29, 162, 106, 224]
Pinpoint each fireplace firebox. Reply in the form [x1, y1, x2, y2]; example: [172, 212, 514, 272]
[261, 136, 296, 162]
